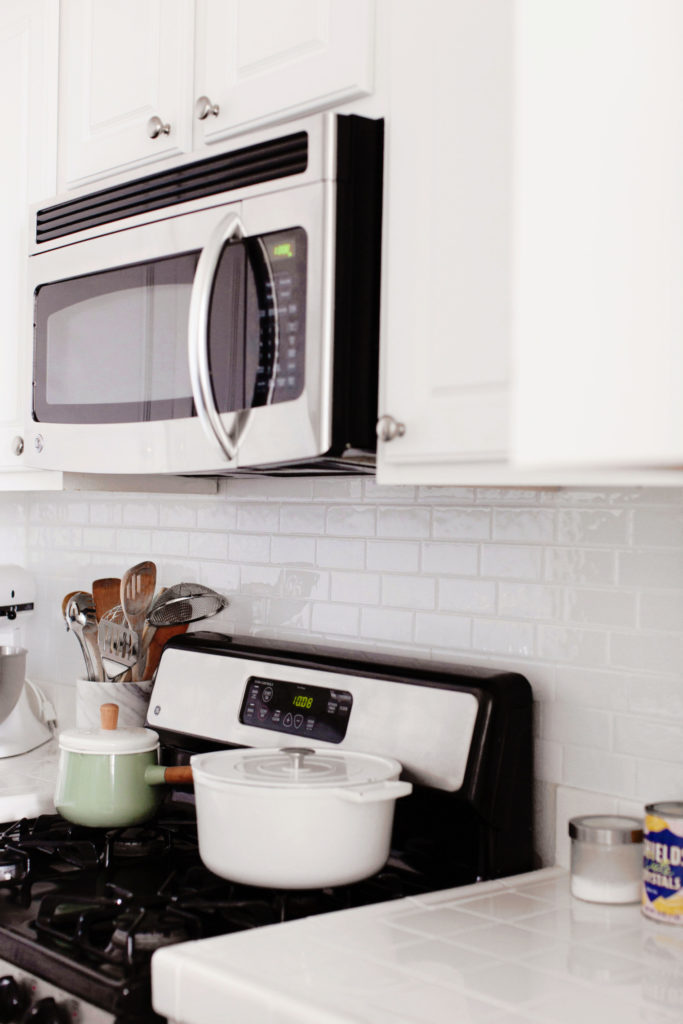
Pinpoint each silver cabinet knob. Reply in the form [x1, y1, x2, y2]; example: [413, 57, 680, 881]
[195, 95, 220, 120]
[376, 415, 406, 443]
[147, 116, 171, 139]
[10, 436, 23, 457]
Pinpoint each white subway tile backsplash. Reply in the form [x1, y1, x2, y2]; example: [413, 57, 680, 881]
[537, 625, 609, 667]
[432, 507, 491, 540]
[228, 533, 271, 563]
[279, 504, 327, 534]
[632, 507, 683, 547]
[498, 583, 561, 621]
[472, 618, 535, 657]
[414, 612, 470, 649]
[381, 574, 435, 610]
[377, 505, 431, 538]
[480, 544, 542, 581]
[189, 531, 229, 561]
[360, 607, 414, 643]
[9, 483, 683, 870]
[316, 538, 365, 570]
[493, 509, 554, 543]
[556, 509, 630, 546]
[438, 578, 496, 613]
[368, 540, 420, 573]
[562, 745, 637, 797]
[330, 570, 381, 605]
[325, 506, 376, 536]
[544, 548, 616, 585]
[270, 535, 316, 566]
[421, 542, 477, 576]
[562, 587, 637, 627]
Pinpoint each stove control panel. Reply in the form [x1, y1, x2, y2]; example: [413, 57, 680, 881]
[239, 677, 352, 743]
[0, 957, 115, 1023]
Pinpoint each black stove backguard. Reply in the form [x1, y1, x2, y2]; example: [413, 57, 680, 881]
[156, 632, 534, 883]
[0, 637, 533, 1023]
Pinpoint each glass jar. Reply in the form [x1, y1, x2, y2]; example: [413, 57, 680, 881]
[568, 814, 643, 904]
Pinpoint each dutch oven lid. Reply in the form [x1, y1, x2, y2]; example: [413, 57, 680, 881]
[58, 702, 159, 754]
[191, 746, 402, 789]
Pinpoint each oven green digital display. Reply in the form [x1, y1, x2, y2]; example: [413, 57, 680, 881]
[292, 694, 313, 710]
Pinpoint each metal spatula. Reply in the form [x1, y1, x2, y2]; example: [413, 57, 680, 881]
[98, 605, 140, 677]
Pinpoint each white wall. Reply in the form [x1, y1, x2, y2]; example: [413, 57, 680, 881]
[3, 478, 682, 867]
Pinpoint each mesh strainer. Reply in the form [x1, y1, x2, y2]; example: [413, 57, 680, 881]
[146, 583, 227, 627]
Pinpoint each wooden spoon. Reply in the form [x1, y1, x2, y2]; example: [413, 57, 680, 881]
[143, 621, 189, 681]
[93, 577, 121, 623]
[121, 562, 157, 681]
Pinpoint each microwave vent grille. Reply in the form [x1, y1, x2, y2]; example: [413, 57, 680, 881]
[35, 131, 308, 244]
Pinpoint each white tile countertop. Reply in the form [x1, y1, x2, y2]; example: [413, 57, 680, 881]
[152, 866, 683, 1024]
[0, 738, 58, 821]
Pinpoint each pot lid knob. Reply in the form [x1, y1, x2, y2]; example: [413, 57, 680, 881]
[280, 747, 315, 775]
[100, 703, 119, 731]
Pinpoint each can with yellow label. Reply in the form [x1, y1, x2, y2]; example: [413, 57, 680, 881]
[643, 802, 683, 924]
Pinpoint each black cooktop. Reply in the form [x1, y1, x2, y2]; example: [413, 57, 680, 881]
[0, 801, 479, 1024]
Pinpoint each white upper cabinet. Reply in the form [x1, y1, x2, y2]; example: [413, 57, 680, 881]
[377, 0, 683, 486]
[194, 0, 374, 147]
[511, 0, 683, 471]
[377, 0, 514, 484]
[59, 0, 194, 189]
[0, 0, 60, 482]
[59, 0, 375, 190]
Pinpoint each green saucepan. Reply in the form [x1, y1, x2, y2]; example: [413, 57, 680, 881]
[54, 702, 192, 828]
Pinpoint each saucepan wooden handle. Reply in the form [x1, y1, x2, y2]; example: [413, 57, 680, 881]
[144, 764, 193, 786]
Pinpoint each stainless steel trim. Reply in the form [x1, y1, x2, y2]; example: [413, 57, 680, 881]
[188, 211, 279, 463]
[568, 815, 643, 845]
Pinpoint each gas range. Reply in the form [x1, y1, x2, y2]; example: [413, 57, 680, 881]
[0, 634, 533, 1024]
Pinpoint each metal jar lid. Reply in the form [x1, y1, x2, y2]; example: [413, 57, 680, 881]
[568, 814, 643, 845]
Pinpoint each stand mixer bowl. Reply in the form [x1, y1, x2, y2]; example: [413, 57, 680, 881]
[0, 647, 27, 725]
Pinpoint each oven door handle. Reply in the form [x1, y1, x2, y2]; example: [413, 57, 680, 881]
[188, 210, 279, 463]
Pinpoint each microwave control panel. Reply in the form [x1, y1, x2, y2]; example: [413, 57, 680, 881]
[255, 228, 307, 407]
[239, 676, 352, 743]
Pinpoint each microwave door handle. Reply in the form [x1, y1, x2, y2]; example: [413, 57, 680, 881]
[188, 212, 279, 462]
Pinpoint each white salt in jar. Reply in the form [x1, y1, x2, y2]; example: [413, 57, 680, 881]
[569, 815, 643, 904]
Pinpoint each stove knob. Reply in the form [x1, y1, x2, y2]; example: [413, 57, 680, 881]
[0, 976, 27, 1022]
[22, 998, 66, 1024]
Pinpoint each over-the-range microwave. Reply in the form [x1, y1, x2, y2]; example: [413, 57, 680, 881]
[24, 113, 383, 476]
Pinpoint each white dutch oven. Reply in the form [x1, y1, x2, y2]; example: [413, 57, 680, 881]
[190, 746, 413, 889]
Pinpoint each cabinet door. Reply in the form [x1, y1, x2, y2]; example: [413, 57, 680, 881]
[512, 0, 683, 469]
[194, 0, 374, 145]
[0, 0, 58, 473]
[59, 0, 194, 189]
[377, 0, 513, 485]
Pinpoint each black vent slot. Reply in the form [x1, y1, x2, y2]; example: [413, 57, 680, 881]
[36, 131, 308, 244]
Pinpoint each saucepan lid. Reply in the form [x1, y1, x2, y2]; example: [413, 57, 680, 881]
[191, 746, 402, 789]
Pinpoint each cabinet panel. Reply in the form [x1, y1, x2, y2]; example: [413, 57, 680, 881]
[377, 0, 513, 482]
[512, 0, 683, 469]
[0, 0, 57, 474]
[59, 0, 194, 189]
[195, 0, 374, 144]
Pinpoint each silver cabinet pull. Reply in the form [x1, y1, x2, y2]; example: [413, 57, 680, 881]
[376, 415, 406, 443]
[195, 95, 220, 120]
[10, 436, 23, 457]
[147, 116, 171, 139]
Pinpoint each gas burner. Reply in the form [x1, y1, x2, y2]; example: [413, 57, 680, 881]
[0, 849, 27, 885]
[104, 907, 200, 964]
[105, 826, 170, 862]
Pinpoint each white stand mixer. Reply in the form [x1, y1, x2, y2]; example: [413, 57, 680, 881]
[0, 565, 55, 757]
